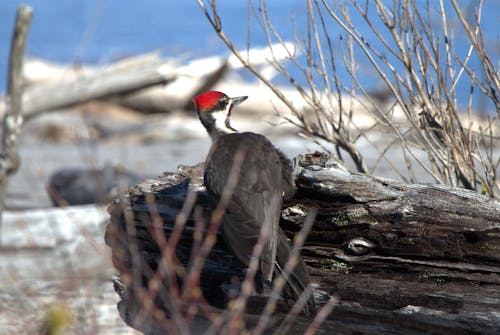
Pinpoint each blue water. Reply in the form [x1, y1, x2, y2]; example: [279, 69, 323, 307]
[0, 1, 306, 81]
[1, 0, 498, 112]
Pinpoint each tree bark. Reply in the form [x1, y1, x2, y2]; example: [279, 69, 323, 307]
[105, 152, 500, 334]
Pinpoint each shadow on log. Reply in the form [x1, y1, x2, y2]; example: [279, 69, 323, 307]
[105, 152, 500, 334]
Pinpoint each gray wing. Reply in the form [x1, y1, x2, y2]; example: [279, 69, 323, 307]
[204, 133, 282, 282]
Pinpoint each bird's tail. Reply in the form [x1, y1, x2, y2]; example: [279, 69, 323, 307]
[275, 229, 316, 315]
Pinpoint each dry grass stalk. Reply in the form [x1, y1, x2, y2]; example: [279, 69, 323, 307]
[116, 151, 330, 334]
[196, 0, 499, 198]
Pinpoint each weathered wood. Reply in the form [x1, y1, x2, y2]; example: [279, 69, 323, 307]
[105, 152, 500, 334]
[0, 5, 33, 239]
[119, 61, 230, 114]
[6, 42, 297, 117]
[22, 56, 176, 118]
[292, 153, 500, 262]
[117, 42, 300, 114]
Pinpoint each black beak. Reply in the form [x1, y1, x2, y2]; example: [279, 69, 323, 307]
[230, 96, 248, 107]
[228, 96, 248, 116]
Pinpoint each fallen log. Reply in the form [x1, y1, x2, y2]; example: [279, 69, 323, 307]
[117, 42, 300, 114]
[104, 152, 500, 334]
[20, 54, 177, 118]
[4, 42, 298, 117]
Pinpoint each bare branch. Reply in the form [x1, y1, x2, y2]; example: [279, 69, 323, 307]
[196, 0, 498, 198]
[0, 5, 33, 239]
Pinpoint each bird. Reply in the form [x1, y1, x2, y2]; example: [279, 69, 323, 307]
[193, 90, 315, 314]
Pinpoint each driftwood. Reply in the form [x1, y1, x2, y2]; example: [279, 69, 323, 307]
[105, 152, 500, 334]
[0, 6, 33, 237]
[0, 42, 299, 118]
[118, 60, 230, 114]
[117, 42, 299, 114]
[21, 55, 176, 118]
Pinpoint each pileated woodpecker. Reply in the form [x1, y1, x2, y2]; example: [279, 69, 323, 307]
[193, 91, 315, 313]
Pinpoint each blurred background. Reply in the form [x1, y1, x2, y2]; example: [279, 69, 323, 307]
[0, 0, 497, 209]
[0, 1, 498, 334]
[1, 0, 499, 104]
